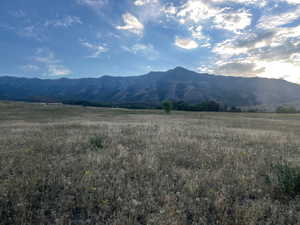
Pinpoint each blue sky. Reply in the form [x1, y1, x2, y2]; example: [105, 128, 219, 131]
[1, 0, 300, 83]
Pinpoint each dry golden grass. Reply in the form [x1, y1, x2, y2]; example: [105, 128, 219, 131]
[1, 101, 300, 224]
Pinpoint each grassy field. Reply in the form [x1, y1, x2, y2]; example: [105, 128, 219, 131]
[1, 101, 300, 225]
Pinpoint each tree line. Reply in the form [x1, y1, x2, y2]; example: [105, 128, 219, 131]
[168, 100, 242, 112]
[63, 99, 243, 112]
[62, 100, 299, 114]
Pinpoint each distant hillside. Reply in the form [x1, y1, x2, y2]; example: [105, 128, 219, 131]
[1, 67, 300, 107]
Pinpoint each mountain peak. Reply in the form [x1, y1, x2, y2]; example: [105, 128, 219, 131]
[172, 66, 189, 72]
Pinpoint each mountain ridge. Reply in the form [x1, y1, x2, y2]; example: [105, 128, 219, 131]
[0, 67, 295, 85]
[0, 67, 299, 107]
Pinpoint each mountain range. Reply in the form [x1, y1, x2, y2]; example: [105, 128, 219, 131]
[1, 67, 300, 107]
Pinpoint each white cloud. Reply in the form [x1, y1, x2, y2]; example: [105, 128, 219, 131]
[210, 17, 300, 83]
[175, 37, 198, 49]
[213, 24, 300, 59]
[189, 25, 205, 40]
[257, 6, 300, 29]
[284, 0, 300, 4]
[188, 26, 212, 47]
[212, 0, 267, 7]
[44, 16, 82, 28]
[162, 0, 253, 50]
[177, 0, 220, 23]
[213, 39, 249, 58]
[48, 65, 72, 76]
[134, 0, 158, 6]
[123, 43, 159, 60]
[17, 25, 44, 41]
[116, 13, 144, 35]
[32, 48, 71, 76]
[34, 49, 60, 64]
[10, 10, 26, 18]
[77, 0, 107, 10]
[80, 40, 108, 58]
[214, 9, 252, 32]
[213, 60, 266, 77]
[197, 65, 214, 74]
[176, 1, 252, 32]
[290, 53, 300, 62]
[162, 5, 177, 15]
[275, 25, 300, 43]
[136, 0, 165, 23]
[21, 64, 40, 72]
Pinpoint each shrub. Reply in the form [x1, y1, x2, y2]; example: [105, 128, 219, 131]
[162, 100, 173, 114]
[272, 162, 300, 198]
[89, 136, 104, 150]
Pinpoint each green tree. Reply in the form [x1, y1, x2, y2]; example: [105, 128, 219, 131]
[162, 100, 173, 114]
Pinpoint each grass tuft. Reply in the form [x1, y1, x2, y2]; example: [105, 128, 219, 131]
[89, 136, 105, 150]
[272, 162, 300, 198]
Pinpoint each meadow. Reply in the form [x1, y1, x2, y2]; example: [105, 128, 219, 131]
[1, 101, 300, 225]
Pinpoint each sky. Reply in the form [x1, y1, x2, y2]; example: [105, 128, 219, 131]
[1, 0, 300, 83]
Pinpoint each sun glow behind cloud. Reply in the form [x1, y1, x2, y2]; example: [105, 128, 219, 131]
[257, 61, 300, 84]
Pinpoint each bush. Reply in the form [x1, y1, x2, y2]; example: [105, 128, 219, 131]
[162, 100, 173, 114]
[89, 136, 104, 150]
[272, 162, 300, 198]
